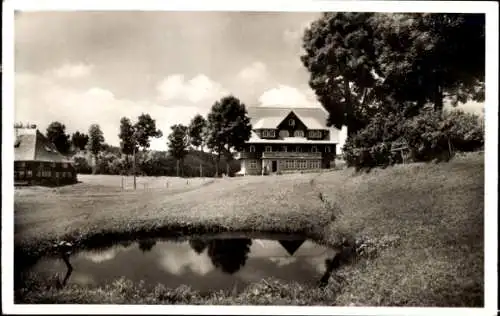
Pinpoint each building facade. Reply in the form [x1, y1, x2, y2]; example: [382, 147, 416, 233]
[14, 127, 78, 186]
[236, 106, 342, 175]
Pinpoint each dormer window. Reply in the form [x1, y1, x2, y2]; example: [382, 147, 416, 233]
[249, 145, 255, 153]
[294, 130, 304, 137]
[289, 119, 295, 126]
[262, 129, 276, 138]
[279, 130, 289, 138]
[309, 130, 322, 138]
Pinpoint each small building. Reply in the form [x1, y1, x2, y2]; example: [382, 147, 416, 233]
[14, 127, 77, 186]
[236, 106, 345, 175]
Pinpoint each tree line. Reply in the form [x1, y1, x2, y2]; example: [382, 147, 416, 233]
[41, 95, 252, 178]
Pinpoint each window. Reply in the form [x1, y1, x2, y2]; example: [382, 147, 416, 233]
[249, 160, 257, 169]
[311, 146, 318, 153]
[249, 145, 255, 153]
[279, 130, 289, 138]
[27, 170, 32, 177]
[325, 146, 331, 153]
[281, 145, 287, 152]
[18, 162, 26, 168]
[286, 160, 293, 169]
[294, 130, 304, 137]
[296, 146, 302, 152]
[62, 163, 68, 168]
[265, 146, 272, 152]
[51, 162, 56, 168]
[301, 160, 307, 169]
[289, 119, 295, 126]
[262, 130, 276, 138]
[309, 130, 322, 138]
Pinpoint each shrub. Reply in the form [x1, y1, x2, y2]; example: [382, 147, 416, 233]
[343, 109, 484, 170]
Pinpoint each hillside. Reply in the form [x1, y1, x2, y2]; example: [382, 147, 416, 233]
[14, 153, 484, 306]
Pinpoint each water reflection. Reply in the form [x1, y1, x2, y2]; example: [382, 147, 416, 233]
[138, 240, 157, 252]
[206, 239, 252, 274]
[28, 237, 338, 293]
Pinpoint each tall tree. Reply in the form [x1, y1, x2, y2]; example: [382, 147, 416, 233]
[134, 113, 163, 151]
[46, 121, 71, 155]
[118, 114, 163, 188]
[71, 131, 89, 151]
[206, 95, 252, 177]
[118, 117, 137, 172]
[167, 124, 189, 177]
[188, 114, 207, 152]
[88, 124, 105, 174]
[301, 13, 381, 136]
[301, 13, 485, 135]
[188, 114, 208, 177]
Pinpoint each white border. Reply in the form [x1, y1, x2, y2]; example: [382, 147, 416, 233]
[2, 1, 498, 315]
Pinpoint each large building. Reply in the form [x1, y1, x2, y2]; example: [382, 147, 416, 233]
[236, 106, 345, 175]
[14, 126, 77, 186]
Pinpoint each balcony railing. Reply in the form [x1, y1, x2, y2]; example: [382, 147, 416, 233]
[262, 151, 322, 159]
[235, 152, 262, 159]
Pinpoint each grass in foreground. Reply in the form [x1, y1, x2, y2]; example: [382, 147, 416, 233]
[14, 153, 484, 306]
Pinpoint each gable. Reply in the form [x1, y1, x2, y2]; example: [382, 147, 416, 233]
[247, 106, 329, 130]
[277, 111, 307, 131]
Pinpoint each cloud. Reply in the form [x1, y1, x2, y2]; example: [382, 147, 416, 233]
[81, 247, 126, 263]
[52, 63, 93, 79]
[15, 71, 218, 151]
[156, 74, 228, 104]
[158, 244, 214, 275]
[258, 84, 320, 108]
[237, 61, 269, 85]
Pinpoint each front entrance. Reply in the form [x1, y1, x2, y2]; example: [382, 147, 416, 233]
[271, 160, 278, 172]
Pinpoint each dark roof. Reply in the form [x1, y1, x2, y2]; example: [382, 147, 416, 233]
[14, 129, 72, 163]
[246, 106, 340, 144]
[247, 106, 329, 130]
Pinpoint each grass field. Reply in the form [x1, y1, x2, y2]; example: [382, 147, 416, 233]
[14, 152, 484, 306]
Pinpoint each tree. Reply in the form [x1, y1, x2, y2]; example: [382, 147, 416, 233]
[371, 13, 485, 112]
[118, 114, 163, 189]
[134, 113, 163, 151]
[71, 131, 89, 151]
[118, 117, 137, 172]
[46, 121, 71, 155]
[167, 124, 189, 177]
[88, 124, 105, 174]
[188, 114, 208, 177]
[301, 13, 381, 136]
[301, 13, 485, 135]
[206, 95, 252, 177]
[188, 114, 207, 151]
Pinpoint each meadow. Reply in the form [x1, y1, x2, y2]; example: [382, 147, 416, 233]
[14, 152, 484, 306]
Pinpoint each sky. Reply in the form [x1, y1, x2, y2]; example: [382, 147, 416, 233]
[14, 11, 484, 151]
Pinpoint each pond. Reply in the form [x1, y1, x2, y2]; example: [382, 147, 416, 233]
[24, 236, 339, 294]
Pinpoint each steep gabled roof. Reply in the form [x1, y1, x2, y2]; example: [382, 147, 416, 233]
[15, 129, 72, 163]
[247, 106, 329, 130]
